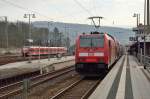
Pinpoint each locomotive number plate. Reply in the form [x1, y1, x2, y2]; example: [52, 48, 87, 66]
[88, 53, 94, 56]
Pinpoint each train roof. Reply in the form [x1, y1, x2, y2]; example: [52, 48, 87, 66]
[79, 32, 105, 36]
[23, 46, 67, 49]
[78, 32, 119, 42]
[79, 32, 114, 38]
[107, 34, 115, 40]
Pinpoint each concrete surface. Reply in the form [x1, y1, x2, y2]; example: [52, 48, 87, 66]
[89, 55, 150, 99]
[0, 56, 75, 79]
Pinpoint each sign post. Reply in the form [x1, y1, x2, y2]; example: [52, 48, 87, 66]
[23, 79, 30, 99]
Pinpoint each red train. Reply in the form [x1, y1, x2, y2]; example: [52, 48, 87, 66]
[22, 46, 67, 57]
[75, 32, 121, 76]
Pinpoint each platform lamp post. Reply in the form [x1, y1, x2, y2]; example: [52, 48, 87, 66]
[133, 13, 140, 58]
[133, 13, 140, 27]
[143, 0, 149, 69]
[24, 14, 36, 63]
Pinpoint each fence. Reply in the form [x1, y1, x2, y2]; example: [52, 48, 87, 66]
[137, 54, 150, 68]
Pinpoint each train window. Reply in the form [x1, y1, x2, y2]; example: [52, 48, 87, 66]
[80, 36, 104, 47]
[80, 37, 91, 47]
[92, 37, 104, 47]
[30, 48, 34, 52]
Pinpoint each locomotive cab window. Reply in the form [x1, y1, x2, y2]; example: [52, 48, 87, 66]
[79, 35, 104, 47]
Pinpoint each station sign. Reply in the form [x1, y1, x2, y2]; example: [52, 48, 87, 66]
[138, 36, 150, 42]
[129, 37, 137, 41]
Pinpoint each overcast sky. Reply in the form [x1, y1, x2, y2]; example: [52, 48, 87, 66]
[0, 0, 144, 28]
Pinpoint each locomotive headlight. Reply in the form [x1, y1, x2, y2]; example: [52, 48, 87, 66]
[79, 53, 88, 56]
[94, 52, 104, 56]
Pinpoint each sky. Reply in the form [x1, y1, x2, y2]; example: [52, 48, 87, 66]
[0, 0, 144, 28]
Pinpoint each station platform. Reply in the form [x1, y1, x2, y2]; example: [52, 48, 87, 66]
[89, 55, 150, 99]
[0, 56, 75, 79]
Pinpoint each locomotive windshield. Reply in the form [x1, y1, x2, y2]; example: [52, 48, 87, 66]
[79, 35, 104, 47]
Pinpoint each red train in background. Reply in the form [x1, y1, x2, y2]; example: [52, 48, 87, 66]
[75, 32, 122, 76]
[22, 46, 67, 57]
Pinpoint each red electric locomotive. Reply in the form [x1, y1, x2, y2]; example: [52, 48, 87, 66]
[75, 32, 120, 76]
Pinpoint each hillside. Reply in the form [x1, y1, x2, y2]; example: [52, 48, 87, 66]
[33, 21, 135, 45]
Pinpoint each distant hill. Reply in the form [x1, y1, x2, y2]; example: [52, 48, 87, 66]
[33, 21, 135, 45]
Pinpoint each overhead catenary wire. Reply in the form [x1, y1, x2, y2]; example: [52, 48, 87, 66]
[1, 0, 101, 25]
[0, 0, 88, 24]
[73, 0, 93, 16]
[39, 0, 74, 21]
[91, 0, 97, 16]
[0, 0, 54, 21]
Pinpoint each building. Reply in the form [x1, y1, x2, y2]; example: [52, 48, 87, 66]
[131, 24, 150, 56]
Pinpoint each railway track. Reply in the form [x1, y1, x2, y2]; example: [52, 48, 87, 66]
[0, 56, 121, 99]
[0, 59, 74, 87]
[48, 57, 123, 99]
[29, 73, 81, 99]
[0, 55, 24, 65]
[51, 77, 102, 99]
[0, 55, 58, 65]
[0, 70, 40, 87]
[0, 66, 75, 99]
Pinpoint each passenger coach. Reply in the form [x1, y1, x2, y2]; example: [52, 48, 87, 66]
[22, 46, 67, 57]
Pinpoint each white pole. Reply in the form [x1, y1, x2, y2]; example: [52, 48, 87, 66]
[144, 0, 147, 69]
[38, 45, 40, 63]
[48, 22, 51, 61]
[140, 48, 143, 64]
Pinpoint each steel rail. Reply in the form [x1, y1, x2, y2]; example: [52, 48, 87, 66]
[50, 78, 101, 99]
[0, 66, 75, 98]
[50, 78, 83, 99]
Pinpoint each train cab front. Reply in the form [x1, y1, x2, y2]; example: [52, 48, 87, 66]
[75, 33, 108, 76]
